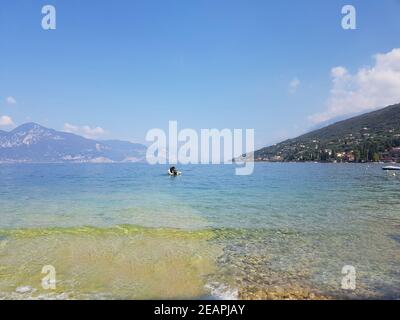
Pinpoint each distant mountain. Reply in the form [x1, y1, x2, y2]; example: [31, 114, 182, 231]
[0, 123, 147, 163]
[254, 103, 400, 162]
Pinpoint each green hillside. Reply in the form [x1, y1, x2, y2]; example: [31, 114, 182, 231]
[254, 103, 400, 162]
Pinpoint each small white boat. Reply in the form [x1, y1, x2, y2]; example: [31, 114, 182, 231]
[382, 166, 400, 171]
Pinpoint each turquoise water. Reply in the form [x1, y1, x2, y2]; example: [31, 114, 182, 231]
[0, 163, 400, 299]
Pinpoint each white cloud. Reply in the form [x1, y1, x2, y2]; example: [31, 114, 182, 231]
[310, 48, 400, 123]
[331, 66, 347, 78]
[63, 123, 106, 139]
[0, 115, 14, 127]
[6, 96, 17, 105]
[289, 78, 300, 94]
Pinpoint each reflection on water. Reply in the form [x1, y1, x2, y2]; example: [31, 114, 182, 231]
[0, 163, 399, 299]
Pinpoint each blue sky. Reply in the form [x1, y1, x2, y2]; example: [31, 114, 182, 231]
[1, 0, 400, 147]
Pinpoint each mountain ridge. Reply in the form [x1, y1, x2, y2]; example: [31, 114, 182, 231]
[0, 122, 147, 163]
[254, 103, 400, 163]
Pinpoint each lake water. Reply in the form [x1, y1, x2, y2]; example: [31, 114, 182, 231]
[0, 163, 399, 299]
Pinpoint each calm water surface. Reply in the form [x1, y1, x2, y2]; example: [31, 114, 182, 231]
[0, 163, 399, 299]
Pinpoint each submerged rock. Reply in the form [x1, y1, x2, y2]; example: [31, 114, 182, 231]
[238, 285, 330, 300]
[15, 286, 35, 294]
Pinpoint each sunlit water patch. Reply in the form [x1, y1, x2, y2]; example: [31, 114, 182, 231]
[0, 226, 220, 300]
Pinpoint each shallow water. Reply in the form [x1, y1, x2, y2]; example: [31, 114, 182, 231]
[0, 163, 399, 299]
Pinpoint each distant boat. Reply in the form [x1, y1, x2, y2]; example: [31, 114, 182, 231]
[382, 166, 400, 171]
